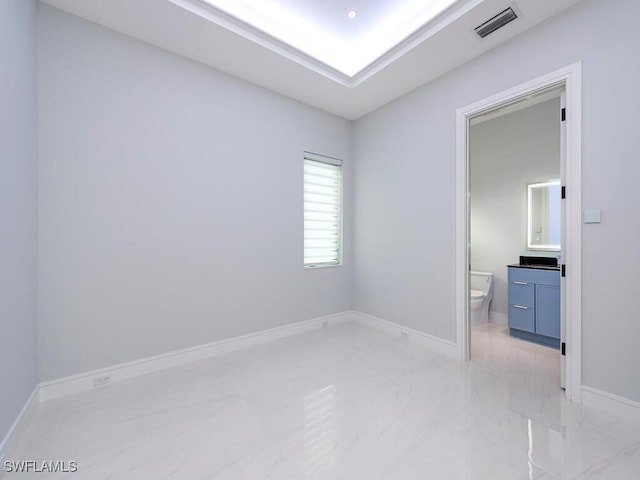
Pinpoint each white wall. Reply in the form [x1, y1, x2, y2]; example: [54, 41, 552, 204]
[470, 98, 560, 319]
[0, 0, 38, 445]
[354, 0, 640, 403]
[37, 5, 353, 381]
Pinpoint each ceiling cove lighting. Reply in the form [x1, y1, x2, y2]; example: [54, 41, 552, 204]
[191, 0, 461, 78]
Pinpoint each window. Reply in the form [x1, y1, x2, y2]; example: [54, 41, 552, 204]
[303, 152, 343, 268]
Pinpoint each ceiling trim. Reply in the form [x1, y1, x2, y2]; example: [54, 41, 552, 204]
[171, 0, 486, 88]
[353, 0, 484, 85]
[169, 0, 353, 86]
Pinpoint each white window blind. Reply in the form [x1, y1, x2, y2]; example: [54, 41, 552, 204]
[304, 153, 343, 268]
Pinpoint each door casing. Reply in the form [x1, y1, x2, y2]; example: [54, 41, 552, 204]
[455, 62, 582, 401]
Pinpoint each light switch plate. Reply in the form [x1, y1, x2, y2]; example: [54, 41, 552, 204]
[584, 209, 601, 224]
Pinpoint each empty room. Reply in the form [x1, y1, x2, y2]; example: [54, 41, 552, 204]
[2, 0, 640, 478]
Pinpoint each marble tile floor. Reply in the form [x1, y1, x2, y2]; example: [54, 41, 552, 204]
[4, 321, 640, 479]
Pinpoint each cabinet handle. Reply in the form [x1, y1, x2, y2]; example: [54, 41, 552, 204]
[513, 281, 528, 285]
[513, 305, 528, 310]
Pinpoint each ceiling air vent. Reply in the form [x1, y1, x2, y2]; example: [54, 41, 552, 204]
[474, 7, 518, 38]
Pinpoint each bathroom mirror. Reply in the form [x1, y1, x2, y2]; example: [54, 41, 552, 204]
[527, 179, 561, 251]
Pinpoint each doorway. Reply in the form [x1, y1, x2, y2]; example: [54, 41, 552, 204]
[455, 63, 582, 402]
[468, 87, 563, 385]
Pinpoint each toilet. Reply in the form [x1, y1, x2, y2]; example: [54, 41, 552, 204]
[470, 271, 494, 326]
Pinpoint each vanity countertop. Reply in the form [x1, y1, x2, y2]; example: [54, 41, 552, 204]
[507, 255, 560, 271]
[507, 263, 560, 271]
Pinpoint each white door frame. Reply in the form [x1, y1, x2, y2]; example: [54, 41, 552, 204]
[455, 62, 582, 402]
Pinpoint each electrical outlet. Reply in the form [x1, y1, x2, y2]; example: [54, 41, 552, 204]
[322, 320, 329, 329]
[400, 331, 409, 340]
[93, 375, 111, 387]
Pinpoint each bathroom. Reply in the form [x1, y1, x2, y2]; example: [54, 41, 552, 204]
[468, 89, 562, 363]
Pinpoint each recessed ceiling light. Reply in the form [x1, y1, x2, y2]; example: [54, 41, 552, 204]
[348, 10, 356, 19]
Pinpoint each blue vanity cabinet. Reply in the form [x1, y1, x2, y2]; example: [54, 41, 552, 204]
[508, 266, 560, 348]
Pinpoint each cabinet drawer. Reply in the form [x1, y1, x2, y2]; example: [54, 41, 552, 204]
[508, 282, 534, 308]
[508, 267, 560, 287]
[508, 304, 535, 333]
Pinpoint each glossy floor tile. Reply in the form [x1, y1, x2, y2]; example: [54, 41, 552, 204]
[4, 321, 640, 479]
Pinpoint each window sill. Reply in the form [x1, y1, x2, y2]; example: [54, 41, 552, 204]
[304, 263, 343, 270]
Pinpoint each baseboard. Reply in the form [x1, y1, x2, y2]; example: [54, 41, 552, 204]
[39, 311, 354, 402]
[36, 309, 457, 401]
[0, 386, 38, 464]
[582, 385, 640, 424]
[352, 311, 458, 358]
[489, 311, 508, 325]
